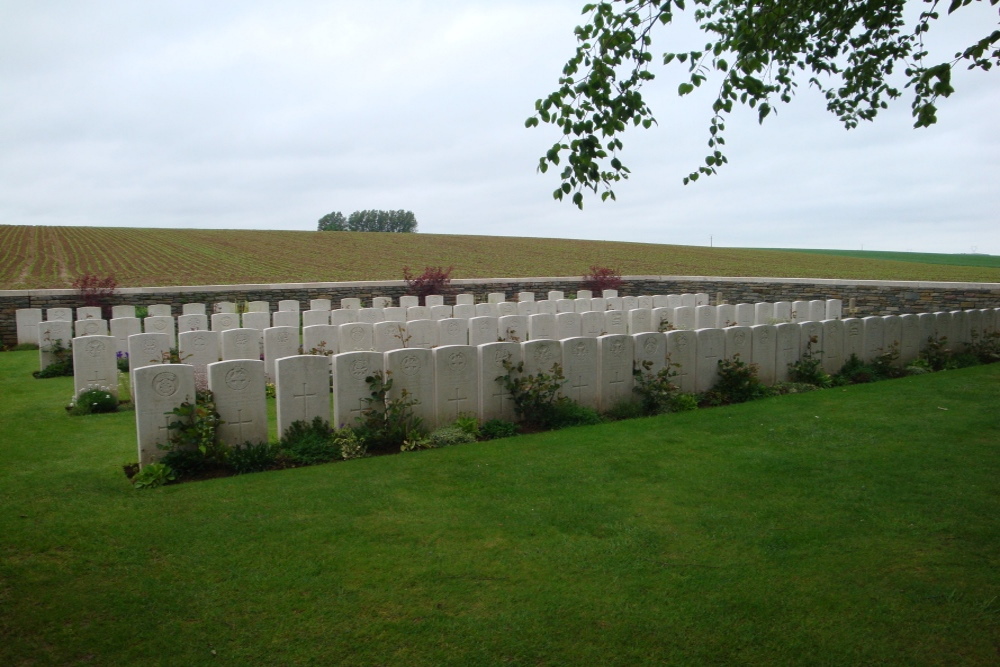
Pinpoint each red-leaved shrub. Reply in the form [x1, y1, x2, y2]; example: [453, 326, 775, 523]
[72, 273, 118, 319]
[402, 265, 455, 301]
[581, 265, 623, 293]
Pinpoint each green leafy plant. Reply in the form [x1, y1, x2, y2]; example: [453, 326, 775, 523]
[451, 413, 481, 439]
[134, 305, 149, 319]
[917, 335, 952, 372]
[702, 356, 772, 406]
[227, 442, 278, 474]
[33, 339, 73, 378]
[354, 371, 426, 453]
[278, 417, 338, 465]
[968, 331, 1000, 365]
[498, 360, 600, 430]
[68, 387, 118, 416]
[632, 358, 692, 416]
[479, 418, 519, 440]
[116, 351, 129, 373]
[428, 426, 478, 448]
[334, 428, 368, 460]
[838, 345, 907, 385]
[132, 462, 176, 489]
[788, 336, 833, 388]
[164, 390, 227, 466]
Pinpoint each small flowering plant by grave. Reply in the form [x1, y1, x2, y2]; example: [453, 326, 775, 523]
[67, 386, 118, 416]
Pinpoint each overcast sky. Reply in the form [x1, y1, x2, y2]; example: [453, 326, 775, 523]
[1, 1, 998, 255]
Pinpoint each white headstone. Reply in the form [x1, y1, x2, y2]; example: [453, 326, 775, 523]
[302, 324, 339, 356]
[694, 293, 710, 306]
[357, 308, 386, 324]
[604, 297, 622, 311]
[453, 304, 476, 319]
[221, 328, 263, 361]
[111, 305, 135, 319]
[302, 310, 331, 327]
[599, 334, 634, 410]
[338, 322, 375, 352]
[535, 300, 557, 316]
[627, 308, 654, 334]
[438, 318, 469, 346]
[310, 299, 331, 311]
[917, 313, 936, 353]
[278, 300, 300, 312]
[73, 335, 118, 399]
[111, 317, 141, 356]
[603, 310, 627, 335]
[581, 311, 605, 337]
[773, 322, 800, 383]
[247, 301, 269, 313]
[331, 309, 359, 325]
[665, 329, 696, 393]
[590, 297, 608, 312]
[826, 299, 843, 320]
[372, 296, 393, 309]
[373, 321, 406, 352]
[862, 316, 885, 362]
[933, 311, 953, 345]
[791, 301, 810, 324]
[695, 305, 717, 329]
[241, 312, 270, 331]
[808, 300, 827, 323]
[561, 337, 599, 409]
[651, 307, 674, 332]
[143, 316, 175, 345]
[399, 296, 420, 309]
[434, 345, 480, 425]
[177, 314, 208, 332]
[773, 302, 793, 323]
[821, 320, 845, 375]
[215, 301, 237, 314]
[556, 299, 575, 313]
[949, 310, 970, 352]
[212, 312, 240, 332]
[842, 318, 864, 361]
[403, 320, 438, 349]
[637, 296, 653, 309]
[498, 315, 528, 342]
[602, 289, 618, 299]
[574, 299, 592, 314]
[716, 304, 736, 328]
[899, 314, 921, 365]
[38, 321, 73, 370]
[332, 351, 384, 429]
[454, 294, 475, 306]
[547, 290, 565, 301]
[272, 311, 300, 329]
[75, 319, 108, 337]
[178, 330, 220, 376]
[469, 316, 500, 347]
[430, 305, 453, 320]
[385, 348, 436, 430]
[750, 324, 777, 385]
[76, 306, 102, 320]
[496, 301, 518, 318]
[134, 364, 195, 467]
[488, 292, 506, 304]
[754, 302, 774, 325]
[619, 296, 637, 311]
[406, 305, 430, 321]
[478, 342, 522, 422]
[16, 308, 42, 345]
[264, 326, 301, 381]
[340, 298, 363, 311]
[674, 306, 696, 331]
[275, 355, 331, 437]
[883, 315, 903, 363]
[735, 304, 755, 327]
[182, 303, 207, 316]
[516, 301, 538, 316]
[332, 352, 385, 428]
[576, 290, 593, 300]
[633, 332, 667, 379]
[147, 304, 172, 317]
[425, 295, 445, 307]
[528, 313, 557, 340]
[128, 333, 171, 376]
[725, 326, 752, 362]
[475, 303, 499, 317]
[208, 359, 268, 447]
[554, 312, 582, 340]
[522, 339, 563, 378]
[47, 307, 73, 322]
[799, 321, 823, 361]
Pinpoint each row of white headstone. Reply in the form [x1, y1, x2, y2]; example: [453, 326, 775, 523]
[16, 290, 725, 347]
[24, 298, 844, 373]
[123, 308, 1000, 467]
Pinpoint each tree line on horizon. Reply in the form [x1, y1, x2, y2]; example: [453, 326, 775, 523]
[318, 210, 417, 233]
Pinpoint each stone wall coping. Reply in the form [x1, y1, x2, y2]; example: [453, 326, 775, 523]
[2, 275, 998, 298]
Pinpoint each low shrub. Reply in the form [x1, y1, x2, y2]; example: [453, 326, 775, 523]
[279, 417, 338, 465]
[335, 428, 368, 460]
[701, 356, 772, 406]
[116, 351, 129, 373]
[165, 391, 227, 466]
[353, 371, 426, 453]
[402, 265, 454, 300]
[428, 426, 478, 447]
[632, 359, 689, 416]
[227, 442, 278, 474]
[545, 399, 604, 429]
[34, 339, 73, 378]
[479, 419, 519, 440]
[132, 463, 176, 489]
[68, 387, 118, 416]
[581, 265, 623, 294]
[788, 336, 832, 387]
[969, 331, 1000, 364]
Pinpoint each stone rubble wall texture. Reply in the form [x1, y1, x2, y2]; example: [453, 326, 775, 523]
[127, 308, 1000, 466]
[4, 276, 999, 348]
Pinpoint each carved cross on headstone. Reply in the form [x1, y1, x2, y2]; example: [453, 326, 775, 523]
[608, 369, 626, 399]
[156, 413, 173, 442]
[293, 382, 316, 420]
[90, 369, 109, 386]
[232, 407, 254, 442]
[570, 374, 589, 402]
[447, 386, 468, 419]
[490, 381, 514, 419]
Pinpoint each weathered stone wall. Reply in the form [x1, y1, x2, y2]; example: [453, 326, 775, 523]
[3, 275, 999, 348]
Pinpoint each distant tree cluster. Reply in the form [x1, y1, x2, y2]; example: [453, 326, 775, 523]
[317, 210, 418, 233]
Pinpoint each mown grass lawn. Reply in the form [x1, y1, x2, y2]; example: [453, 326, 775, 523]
[1, 349, 998, 665]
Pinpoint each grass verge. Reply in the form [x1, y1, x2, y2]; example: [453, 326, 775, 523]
[1, 350, 998, 665]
